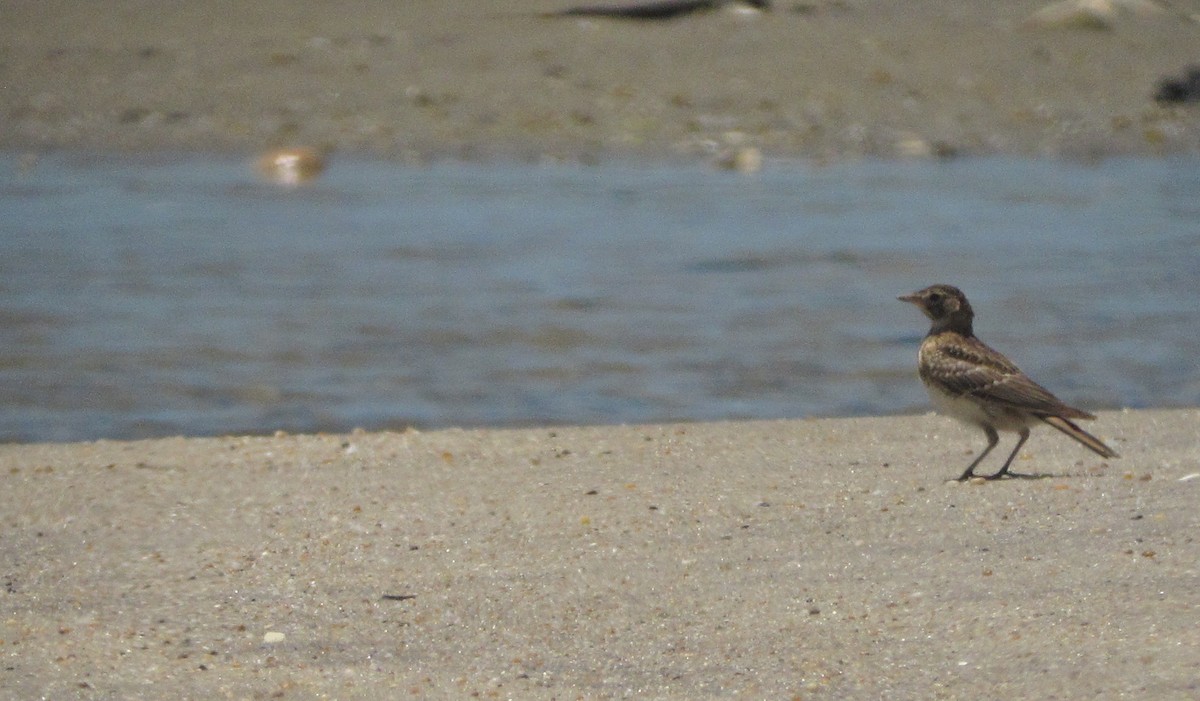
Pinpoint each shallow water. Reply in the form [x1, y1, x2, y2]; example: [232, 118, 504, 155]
[2, 153, 1198, 442]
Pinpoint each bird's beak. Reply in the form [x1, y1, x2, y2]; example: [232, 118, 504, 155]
[897, 293, 921, 305]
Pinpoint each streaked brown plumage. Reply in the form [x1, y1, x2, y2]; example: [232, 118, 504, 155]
[899, 284, 1118, 481]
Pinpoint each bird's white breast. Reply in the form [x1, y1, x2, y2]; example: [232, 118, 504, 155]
[923, 380, 1034, 433]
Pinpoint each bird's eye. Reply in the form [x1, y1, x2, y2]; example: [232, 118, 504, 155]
[928, 292, 942, 302]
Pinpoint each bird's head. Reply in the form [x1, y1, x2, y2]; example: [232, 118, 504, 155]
[899, 284, 974, 333]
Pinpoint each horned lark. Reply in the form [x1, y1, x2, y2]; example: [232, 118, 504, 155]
[899, 284, 1118, 481]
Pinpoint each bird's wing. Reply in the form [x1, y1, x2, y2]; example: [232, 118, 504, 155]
[925, 336, 1095, 419]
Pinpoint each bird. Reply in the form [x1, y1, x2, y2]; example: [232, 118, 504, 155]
[898, 284, 1118, 481]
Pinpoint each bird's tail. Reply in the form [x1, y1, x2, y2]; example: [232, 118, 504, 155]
[1040, 415, 1119, 458]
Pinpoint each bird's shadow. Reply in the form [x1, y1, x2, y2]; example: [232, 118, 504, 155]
[992, 470, 1056, 481]
[956, 470, 1058, 482]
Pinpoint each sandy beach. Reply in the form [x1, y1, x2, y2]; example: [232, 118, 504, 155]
[3, 410, 1198, 698]
[4, 1, 1200, 697]
[3, 0, 1200, 162]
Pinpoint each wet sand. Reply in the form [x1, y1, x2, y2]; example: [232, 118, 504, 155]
[3, 0, 1200, 162]
[3, 410, 1198, 697]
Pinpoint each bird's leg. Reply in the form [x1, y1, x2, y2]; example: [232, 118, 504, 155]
[958, 426, 999, 481]
[987, 427, 1030, 480]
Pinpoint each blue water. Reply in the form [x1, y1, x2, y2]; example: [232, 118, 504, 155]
[2, 152, 1198, 442]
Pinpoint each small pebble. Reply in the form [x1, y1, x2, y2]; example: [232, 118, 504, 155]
[715, 146, 762, 174]
[1024, 0, 1166, 29]
[257, 147, 326, 186]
